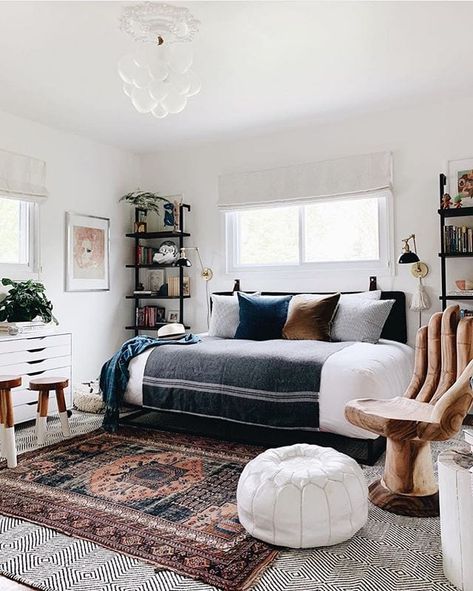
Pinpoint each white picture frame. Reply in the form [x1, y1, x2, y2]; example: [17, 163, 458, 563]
[167, 309, 179, 323]
[65, 212, 110, 292]
[447, 158, 473, 207]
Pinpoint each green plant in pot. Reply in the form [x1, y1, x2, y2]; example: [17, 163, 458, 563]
[0, 278, 58, 324]
[119, 191, 170, 215]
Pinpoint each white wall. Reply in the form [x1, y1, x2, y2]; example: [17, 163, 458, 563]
[0, 110, 138, 382]
[140, 95, 473, 344]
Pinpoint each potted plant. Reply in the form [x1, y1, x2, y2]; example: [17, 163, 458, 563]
[119, 190, 175, 229]
[0, 278, 58, 324]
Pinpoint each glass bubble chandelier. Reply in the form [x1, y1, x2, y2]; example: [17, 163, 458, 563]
[118, 2, 201, 119]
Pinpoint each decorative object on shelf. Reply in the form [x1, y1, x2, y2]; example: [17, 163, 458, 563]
[441, 193, 452, 209]
[66, 212, 110, 292]
[176, 247, 213, 281]
[118, 3, 201, 119]
[455, 279, 473, 291]
[134, 207, 148, 233]
[152, 240, 179, 265]
[172, 196, 183, 232]
[148, 269, 165, 292]
[156, 307, 165, 322]
[0, 278, 57, 325]
[448, 158, 473, 207]
[453, 193, 463, 208]
[182, 276, 190, 296]
[167, 309, 179, 323]
[120, 190, 170, 215]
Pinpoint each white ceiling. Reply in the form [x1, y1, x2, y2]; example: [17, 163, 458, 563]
[0, 1, 472, 152]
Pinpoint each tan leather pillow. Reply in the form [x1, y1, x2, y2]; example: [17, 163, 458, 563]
[282, 293, 340, 341]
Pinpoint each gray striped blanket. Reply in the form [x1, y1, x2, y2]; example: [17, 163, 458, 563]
[143, 336, 351, 430]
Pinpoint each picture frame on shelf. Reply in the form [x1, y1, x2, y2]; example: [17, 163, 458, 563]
[167, 309, 179, 323]
[447, 158, 473, 207]
[183, 276, 190, 296]
[148, 269, 165, 293]
[65, 212, 110, 292]
[156, 307, 166, 323]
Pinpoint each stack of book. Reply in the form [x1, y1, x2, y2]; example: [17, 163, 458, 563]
[0, 321, 55, 336]
[444, 225, 473, 254]
[135, 306, 165, 328]
[135, 246, 159, 265]
[168, 276, 181, 296]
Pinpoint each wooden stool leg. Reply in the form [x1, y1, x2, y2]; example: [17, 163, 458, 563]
[36, 391, 49, 445]
[1, 388, 17, 468]
[369, 438, 439, 517]
[55, 387, 70, 437]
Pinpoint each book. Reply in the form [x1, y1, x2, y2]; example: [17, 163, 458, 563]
[0, 321, 55, 336]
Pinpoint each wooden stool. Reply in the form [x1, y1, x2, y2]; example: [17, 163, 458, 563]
[0, 376, 22, 468]
[29, 377, 70, 445]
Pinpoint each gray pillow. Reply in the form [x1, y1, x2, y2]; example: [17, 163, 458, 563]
[209, 293, 259, 338]
[331, 298, 394, 343]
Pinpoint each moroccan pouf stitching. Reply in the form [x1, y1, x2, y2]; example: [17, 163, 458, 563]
[237, 443, 368, 548]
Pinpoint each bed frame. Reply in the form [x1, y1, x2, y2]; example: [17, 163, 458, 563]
[121, 290, 407, 466]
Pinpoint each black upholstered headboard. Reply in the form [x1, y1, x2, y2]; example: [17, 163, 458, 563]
[212, 290, 407, 344]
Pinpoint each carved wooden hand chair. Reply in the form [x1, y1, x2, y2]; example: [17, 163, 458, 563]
[345, 305, 473, 517]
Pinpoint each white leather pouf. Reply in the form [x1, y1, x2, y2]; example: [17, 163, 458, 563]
[237, 443, 368, 548]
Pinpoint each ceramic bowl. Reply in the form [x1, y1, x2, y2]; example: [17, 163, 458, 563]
[455, 280, 473, 291]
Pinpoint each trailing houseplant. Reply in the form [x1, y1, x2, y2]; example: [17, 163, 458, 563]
[0, 278, 58, 324]
[119, 190, 170, 215]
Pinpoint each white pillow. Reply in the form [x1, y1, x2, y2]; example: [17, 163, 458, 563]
[331, 297, 394, 343]
[209, 293, 259, 339]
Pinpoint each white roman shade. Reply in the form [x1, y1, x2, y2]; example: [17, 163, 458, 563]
[218, 151, 392, 209]
[0, 148, 48, 202]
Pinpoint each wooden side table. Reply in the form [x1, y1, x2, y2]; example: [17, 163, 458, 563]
[0, 376, 22, 468]
[29, 377, 71, 445]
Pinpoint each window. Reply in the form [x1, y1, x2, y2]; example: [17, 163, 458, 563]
[226, 192, 392, 272]
[0, 196, 38, 274]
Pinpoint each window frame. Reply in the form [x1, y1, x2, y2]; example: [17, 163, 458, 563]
[225, 190, 393, 275]
[0, 195, 40, 278]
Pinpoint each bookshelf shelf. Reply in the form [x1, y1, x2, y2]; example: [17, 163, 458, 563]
[126, 324, 191, 331]
[126, 203, 191, 335]
[126, 295, 191, 300]
[438, 252, 473, 258]
[438, 174, 473, 311]
[126, 231, 190, 239]
[438, 207, 473, 218]
[126, 264, 176, 269]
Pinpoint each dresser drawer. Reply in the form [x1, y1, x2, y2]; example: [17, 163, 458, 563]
[0, 344, 71, 367]
[0, 355, 71, 376]
[0, 333, 70, 355]
[11, 366, 72, 407]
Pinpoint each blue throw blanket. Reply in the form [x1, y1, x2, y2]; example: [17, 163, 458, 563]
[100, 334, 200, 431]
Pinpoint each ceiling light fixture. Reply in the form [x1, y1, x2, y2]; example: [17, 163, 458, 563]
[118, 2, 201, 119]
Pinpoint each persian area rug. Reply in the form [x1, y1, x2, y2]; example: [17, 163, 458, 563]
[0, 427, 277, 591]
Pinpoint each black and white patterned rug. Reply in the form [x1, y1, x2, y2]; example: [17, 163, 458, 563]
[0, 411, 468, 591]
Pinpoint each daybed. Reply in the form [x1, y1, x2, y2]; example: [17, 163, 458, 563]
[123, 291, 414, 464]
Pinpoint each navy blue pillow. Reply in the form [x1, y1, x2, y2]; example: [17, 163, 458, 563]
[234, 293, 292, 341]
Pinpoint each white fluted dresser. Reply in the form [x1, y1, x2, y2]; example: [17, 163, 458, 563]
[0, 332, 72, 424]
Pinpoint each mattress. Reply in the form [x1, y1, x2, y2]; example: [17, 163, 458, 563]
[125, 338, 414, 440]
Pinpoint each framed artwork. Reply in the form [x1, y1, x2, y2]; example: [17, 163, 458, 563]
[167, 309, 179, 323]
[183, 276, 190, 296]
[148, 269, 165, 293]
[448, 158, 473, 206]
[65, 212, 110, 292]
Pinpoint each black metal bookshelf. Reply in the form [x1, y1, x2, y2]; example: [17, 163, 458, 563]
[438, 173, 473, 310]
[126, 204, 191, 336]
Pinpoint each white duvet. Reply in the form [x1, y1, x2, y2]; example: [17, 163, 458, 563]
[124, 338, 414, 440]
